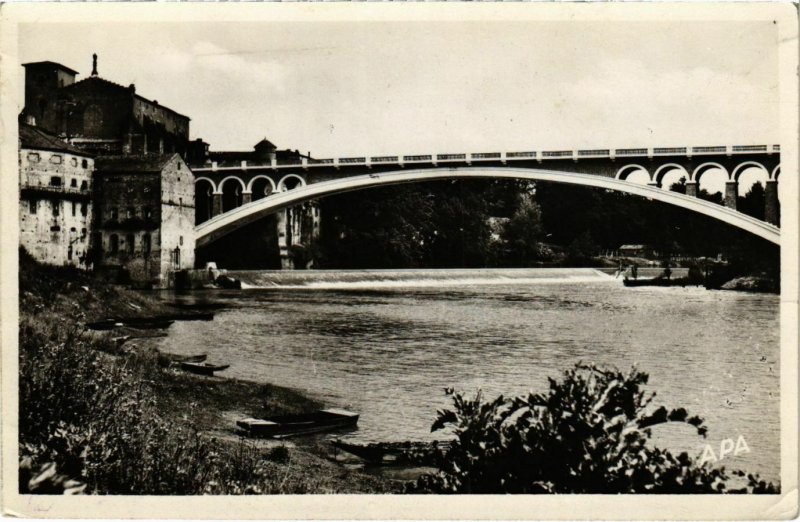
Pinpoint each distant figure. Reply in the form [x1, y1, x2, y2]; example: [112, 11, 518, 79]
[631, 265, 638, 280]
[664, 266, 672, 280]
[615, 261, 624, 279]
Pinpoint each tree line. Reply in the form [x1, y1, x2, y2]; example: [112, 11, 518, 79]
[316, 178, 778, 276]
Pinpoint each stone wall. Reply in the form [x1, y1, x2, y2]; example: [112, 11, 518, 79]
[19, 147, 93, 268]
[158, 155, 196, 285]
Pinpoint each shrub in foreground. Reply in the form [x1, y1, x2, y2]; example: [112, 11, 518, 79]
[410, 364, 778, 494]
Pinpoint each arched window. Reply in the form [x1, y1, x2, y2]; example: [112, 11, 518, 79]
[80, 180, 88, 191]
[81, 159, 88, 169]
[109, 234, 119, 254]
[143, 234, 151, 255]
[126, 233, 135, 254]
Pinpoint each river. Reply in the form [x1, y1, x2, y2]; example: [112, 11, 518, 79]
[154, 268, 780, 483]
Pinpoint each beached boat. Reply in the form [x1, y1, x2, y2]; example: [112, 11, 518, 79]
[331, 439, 450, 465]
[163, 353, 207, 364]
[179, 361, 229, 376]
[236, 409, 359, 439]
[124, 319, 175, 329]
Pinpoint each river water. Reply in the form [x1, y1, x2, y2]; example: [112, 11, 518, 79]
[154, 268, 780, 483]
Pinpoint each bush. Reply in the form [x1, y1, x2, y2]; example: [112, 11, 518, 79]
[409, 364, 778, 494]
[18, 314, 292, 494]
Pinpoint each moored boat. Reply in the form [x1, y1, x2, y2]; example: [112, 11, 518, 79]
[163, 353, 208, 364]
[623, 277, 700, 288]
[236, 409, 359, 439]
[179, 361, 229, 376]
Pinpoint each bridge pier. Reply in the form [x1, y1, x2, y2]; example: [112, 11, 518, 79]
[724, 181, 738, 210]
[685, 181, 698, 198]
[212, 192, 223, 217]
[765, 180, 779, 225]
[242, 191, 252, 205]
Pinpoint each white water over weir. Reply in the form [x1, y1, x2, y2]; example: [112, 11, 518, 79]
[228, 268, 614, 289]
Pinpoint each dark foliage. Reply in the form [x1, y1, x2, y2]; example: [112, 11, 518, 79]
[410, 364, 779, 494]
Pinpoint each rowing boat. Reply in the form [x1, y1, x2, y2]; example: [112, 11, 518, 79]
[237, 409, 359, 438]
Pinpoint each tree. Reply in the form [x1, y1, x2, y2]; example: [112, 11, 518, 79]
[738, 182, 765, 221]
[502, 195, 545, 266]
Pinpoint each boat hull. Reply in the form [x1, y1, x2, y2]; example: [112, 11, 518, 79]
[237, 409, 359, 439]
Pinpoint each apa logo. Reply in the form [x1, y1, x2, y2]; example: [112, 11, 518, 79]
[699, 435, 750, 465]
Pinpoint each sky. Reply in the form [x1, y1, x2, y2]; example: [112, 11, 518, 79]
[19, 20, 779, 193]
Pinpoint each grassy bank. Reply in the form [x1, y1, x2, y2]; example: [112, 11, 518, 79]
[18, 249, 392, 494]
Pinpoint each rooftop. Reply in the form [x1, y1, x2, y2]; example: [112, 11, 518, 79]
[95, 154, 179, 173]
[22, 61, 79, 75]
[19, 123, 92, 157]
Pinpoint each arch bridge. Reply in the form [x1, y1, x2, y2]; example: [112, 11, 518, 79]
[191, 144, 782, 250]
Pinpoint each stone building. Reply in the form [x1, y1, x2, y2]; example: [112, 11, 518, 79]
[21, 55, 190, 158]
[19, 122, 94, 268]
[93, 154, 195, 287]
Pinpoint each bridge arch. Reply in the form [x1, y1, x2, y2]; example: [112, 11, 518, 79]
[653, 163, 690, 188]
[218, 176, 246, 193]
[195, 178, 215, 224]
[195, 167, 779, 248]
[615, 164, 650, 182]
[194, 176, 217, 193]
[692, 162, 729, 183]
[278, 174, 306, 192]
[731, 161, 769, 182]
[771, 164, 781, 181]
[247, 175, 277, 198]
[219, 176, 245, 213]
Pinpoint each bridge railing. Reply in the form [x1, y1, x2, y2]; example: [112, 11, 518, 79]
[192, 144, 780, 172]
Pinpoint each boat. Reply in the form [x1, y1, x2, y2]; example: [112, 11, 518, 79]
[623, 277, 701, 288]
[162, 353, 207, 364]
[236, 409, 359, 439]
[86, 319, 121, 330]
[331, 439, 450, 465]
[123, 319, 175, 329]
[179, 361, 229, 376]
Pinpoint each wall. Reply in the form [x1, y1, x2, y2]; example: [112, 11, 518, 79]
[157, 155, 196, 286]
[19, 147, 93, 267]
[94, 170, 162, 285]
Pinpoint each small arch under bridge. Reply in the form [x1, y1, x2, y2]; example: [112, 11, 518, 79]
[195, 167, 780, 248]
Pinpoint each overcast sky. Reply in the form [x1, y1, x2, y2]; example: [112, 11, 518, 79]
[20, 21, 778, 162]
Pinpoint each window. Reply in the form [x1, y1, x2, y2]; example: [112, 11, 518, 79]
[179, 198, 183, 208]
[127, 207, 135, 219]
[70, 158, 77, 167]
[126, 233, 135, 254]
[71, 202, 76, 217]
[70, 179, 77, 188]
[49, 154, 62, 165]
[80, 203, 87, 217]
[143, 234, 151, 255]
[52, 200, 59, 217]
[81, 159, 88, 169]
[81, 228, 87, 239]
[144, 207, 152, 220]
[109, 234, 119, 254]
[29, 200, 36, 214]
[177, 163, 181, 170]
[110, 207, 118, 220]
[179, 235, 184, 246]
[80, 180, 88, 191]
[49, 176, 62, 187]
[27, 152, 40, 163]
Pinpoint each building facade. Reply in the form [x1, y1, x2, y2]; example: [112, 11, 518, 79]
[94, 154, 195, 287]
[21, 56, 190, 158]
[19, 123, 94, 268]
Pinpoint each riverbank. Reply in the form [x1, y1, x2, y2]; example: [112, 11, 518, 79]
[18, 250, 393, 494]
